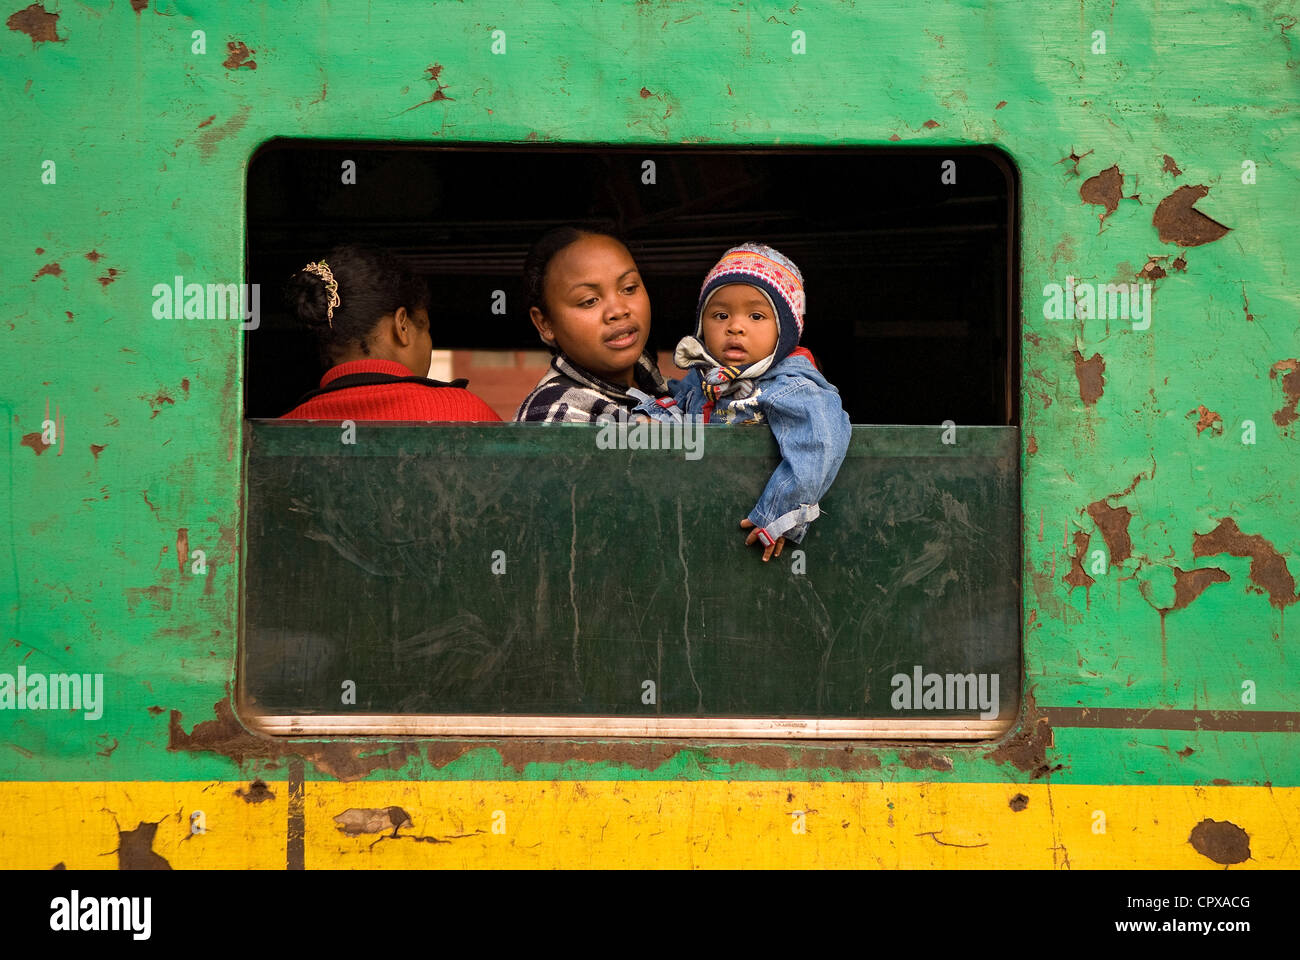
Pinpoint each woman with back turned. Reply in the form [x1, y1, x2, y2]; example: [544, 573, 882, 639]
[280, 244, 501, 421]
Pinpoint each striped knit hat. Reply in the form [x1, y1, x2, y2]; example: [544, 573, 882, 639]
[694, 243, 806, 368]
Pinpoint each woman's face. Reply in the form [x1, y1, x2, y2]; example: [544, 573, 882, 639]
[530, 234, 650, 387]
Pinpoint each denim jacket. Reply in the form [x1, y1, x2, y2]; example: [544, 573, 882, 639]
[665, 353, 851, 544]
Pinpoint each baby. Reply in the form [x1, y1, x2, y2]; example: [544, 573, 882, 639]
[671, 243, 851, 561]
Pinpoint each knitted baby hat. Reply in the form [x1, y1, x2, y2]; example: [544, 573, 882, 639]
[694, 242, 806, 367]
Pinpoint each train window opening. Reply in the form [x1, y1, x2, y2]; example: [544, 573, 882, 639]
[241, 142, 1021, 739]
[245, 143, 1017, 425]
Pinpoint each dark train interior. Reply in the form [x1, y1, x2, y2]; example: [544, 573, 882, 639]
[245, 143, 1018, 424]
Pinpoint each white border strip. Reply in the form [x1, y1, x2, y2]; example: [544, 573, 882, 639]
[247, 714, 1012, 739]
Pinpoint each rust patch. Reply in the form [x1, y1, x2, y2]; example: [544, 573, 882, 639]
[197, 115, 215, 128]
[985, 689, 1059, 778]
[223, 40, 257, 70]
[89, 443, 106, 459]
[287, 759, 305, 868]
[1137, 256, 1167, 281]
[1168, 567, 1230, 612]
[1172, 254, 1187, 272]
[1186, 404, 1223, 435]
[1278, 13, 1297, 43]
[141, 387, 175, 418]
[130, 0, 147, 11]
[174, 708, 936, 780]
[168, 696, 421, 781]
[1153, 184, 1231, 246]
[96, 267, 121, 288]
[1110, 470, 1149, 501]
[1177, 746, 1194, 758]
[1008, 793, 1029, 811]
[20, 432, 49, 455]
[176, 528, 189, 575]
[921, 119, 940, 129]
[708, 742, 881, 772]
[1212, 778, 1232, 786]
[1270, 358, 1299, 427]
[32, 262, 62, 281]
[1064, 530, 1095, 595]
[902, 751, 953, 771]
[730, 742, 882, 772]
[424, 742, 477, 769]
[6, 3, 60, 43]
[147, 705, 164, 716]
[181, 377, 190, 394]
[125, 585, 173, 612]
[1050, 237, 1076, 268]
[1058, 147, 1093, 176]
[995, 100, 1007, 109]
[333, 806, 413, 836]
[236, 779, 275, 803]
[1188, 819, 1250, 865]
[1073, 350, 1105, 405]
[96, 735, 118, 758]
[639, 86, 653, 98]
[1079, 164, 1134, 223]
[405, 63, 454, 111]
[1027, 434, 1038, 455]
[705, 743, 798, 770]
[85, 250, 103, 263]
[116, 821, 172, 870]
[887, 133, 901, 142]
[213, 518, 238, 565]
[1161, 154, 1182, 176]
[1193, 518, 1298, 608]
[486, 739, 679, 773]
[196, 106, 251, 161]
[1031, 562, 1083, 626]
[335, 809, 477, 846]
[1086, 500, 1132, 564]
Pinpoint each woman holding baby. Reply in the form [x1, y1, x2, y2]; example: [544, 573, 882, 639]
[515, 225, 851, 561]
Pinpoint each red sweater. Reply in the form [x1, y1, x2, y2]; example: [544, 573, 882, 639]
[280, 359, 502, 421]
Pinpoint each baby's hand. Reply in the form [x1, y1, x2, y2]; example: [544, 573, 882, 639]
[740, 519, 785, 563]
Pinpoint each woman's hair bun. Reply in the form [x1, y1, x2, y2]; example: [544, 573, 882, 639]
[284, 267, 334, 330]
[283, 244, 429, 357]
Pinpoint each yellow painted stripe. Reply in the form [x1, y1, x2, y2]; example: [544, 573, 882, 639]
[0, 782, 287, 870]
[1, 781, 1296, 869]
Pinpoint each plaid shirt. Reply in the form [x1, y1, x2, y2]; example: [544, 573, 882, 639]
[514, 351, 672, 423]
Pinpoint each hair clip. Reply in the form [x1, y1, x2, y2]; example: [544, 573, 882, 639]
[302, 260, 341, 328]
